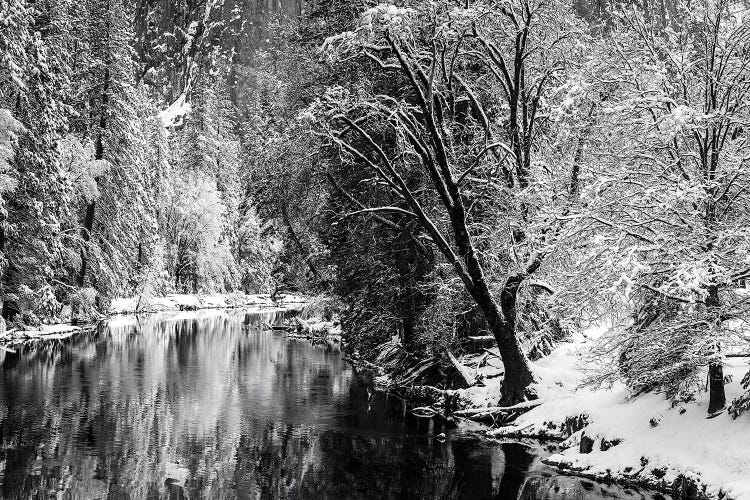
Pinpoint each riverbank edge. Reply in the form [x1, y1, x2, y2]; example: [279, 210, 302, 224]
[542, 454, 713, 500]
[3, 304, 741, 500]
[0, 293, 309, 349]
[346, 352, 733, 500]
[491, 421, 723, 500]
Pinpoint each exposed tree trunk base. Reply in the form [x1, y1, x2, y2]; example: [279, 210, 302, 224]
[708, 362, 726, 414]
[494, 331, 536, 406]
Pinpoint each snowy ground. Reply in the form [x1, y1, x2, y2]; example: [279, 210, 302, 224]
[0, 323, 82, 349]
[110, 292, 307, 315]
[0, 293, 308, 348]
[456, 330, 750, 500]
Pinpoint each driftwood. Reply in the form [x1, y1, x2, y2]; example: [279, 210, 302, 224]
[481, 348, 502, 359]
[468, 335, 495, 342]
[0, 324, 91, 350]
[446, 349, 476, 388]
[411, 406, 439, 418]
[26, 330, 77, 341]
[453, 399, 544, 417]
[453, 399, 544, 423]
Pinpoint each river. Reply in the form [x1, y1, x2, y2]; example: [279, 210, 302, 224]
[0, 308, 671, 499]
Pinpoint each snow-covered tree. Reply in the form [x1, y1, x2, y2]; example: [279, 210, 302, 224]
[318, 0, 586, 404]
[0, 0, 76, 323]
[568, 0, 750, 413]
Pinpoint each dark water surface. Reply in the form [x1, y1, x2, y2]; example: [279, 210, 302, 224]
[0, 309, 665, 499]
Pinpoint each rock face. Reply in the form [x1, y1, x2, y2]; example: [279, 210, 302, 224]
[134, 0, 305, 110]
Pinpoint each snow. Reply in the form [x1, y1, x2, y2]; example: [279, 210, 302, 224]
[109, 293, 307, 315]
[18, 324, 81, 337]
[106, 307, 243, 329]
[158, 94, 192, 128]
[0, 323, 82, 349]
[463, 326, 750, 499]
[0, 294, 307, 349]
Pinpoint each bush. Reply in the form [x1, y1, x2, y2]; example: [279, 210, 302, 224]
[729, 370, 750, 419]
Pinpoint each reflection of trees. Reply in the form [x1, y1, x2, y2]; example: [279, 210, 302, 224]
[0, 310, 542, 499]
[0, 310, 307, 498]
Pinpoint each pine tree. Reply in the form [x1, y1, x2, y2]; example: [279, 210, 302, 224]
[0, 0, 75, 323]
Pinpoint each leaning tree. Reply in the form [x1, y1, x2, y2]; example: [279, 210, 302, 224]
[316, 1, 583, 404]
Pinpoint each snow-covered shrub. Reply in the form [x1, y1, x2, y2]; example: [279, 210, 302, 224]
[729, 371, 750, 419]
[517, 289, 571, 360]
[69, 287, 98, 322]
[300, 296, 342, 322]
[616, 295, 701, 397]
[590, 287, 736, 403]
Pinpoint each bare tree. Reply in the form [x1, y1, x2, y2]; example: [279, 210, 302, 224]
[319, 1, 581, 404]
[571, 0, 750, 413]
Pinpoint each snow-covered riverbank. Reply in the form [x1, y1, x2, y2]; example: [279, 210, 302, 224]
[109, 292, 307, 315]
[454, 330, 750, 500]
[0, 293, 308, 348]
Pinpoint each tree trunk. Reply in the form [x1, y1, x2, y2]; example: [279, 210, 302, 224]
[77, 68, 109, 290]
[280, 203, 320, 279]
[464, 271, 535, 405]
[706, 285, 726, 414]
[495, 333, 535, 403]
[77, 201, 96, 287]
[708, 362, 726, 414]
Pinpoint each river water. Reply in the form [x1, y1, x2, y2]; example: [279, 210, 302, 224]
[0, 309, 670, 499]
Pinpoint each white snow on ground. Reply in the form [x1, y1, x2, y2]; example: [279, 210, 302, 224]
[0, 323, 82, 350]
[109, 293, 307, 315]
[458, 327, 750, 500]
[0, 294, 307, 347]
[106, 307, 289, 329]
[16, 323, 81, 338]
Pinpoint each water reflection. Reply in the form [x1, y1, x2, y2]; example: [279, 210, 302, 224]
[0, 310, 664, 499]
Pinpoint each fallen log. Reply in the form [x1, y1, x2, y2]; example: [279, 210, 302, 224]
[453, 399, 544, 418]
[481, 348, 502, 359]
[446, 349, 476, 388]
[411, 406, 439, 418]
[468, 335, 495, 342]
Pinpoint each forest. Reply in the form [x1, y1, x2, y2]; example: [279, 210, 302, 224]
[1, 0, 750, 496]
